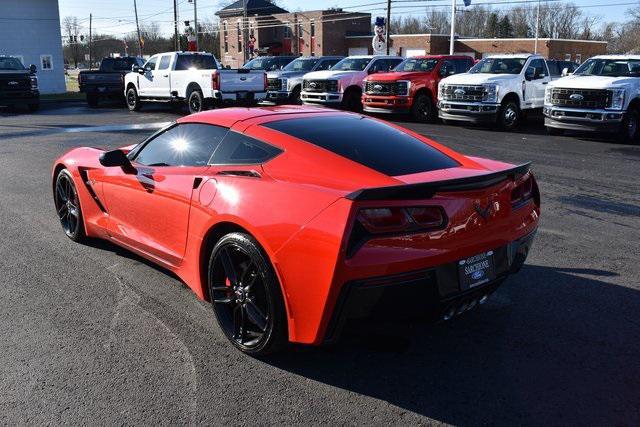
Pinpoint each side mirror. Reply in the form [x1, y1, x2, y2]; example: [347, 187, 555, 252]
[29, 64, 37, 74]
[525, 66, 536, 81]
[561, 67, 571, 77]
[132, 64, 140, 73]
[99, 149, 134, 172]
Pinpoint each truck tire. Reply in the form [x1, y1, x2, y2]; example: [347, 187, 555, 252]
[187, 90, 205, 114]
[342, 89, 362, 112]
[126, 87, 141, 111]
[411, 93, 435, 123]
[497, 101, 520, 131]
[546, 127, 564, 136]
[86, 93, 99, 108]
[620, 108, 639, 144]
[289, 86, 302, 105]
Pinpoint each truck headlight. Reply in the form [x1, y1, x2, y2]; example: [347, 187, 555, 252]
[281, 78, 288, 91]
[545, 87, 552, 105]
[30, 76, 38, 89]
[608, 88, 625, 110]
[327, 80, 338, 93]
[438, 83, 446, 100]
[483, 84, 498, 103]
[395, 81, 410, 96]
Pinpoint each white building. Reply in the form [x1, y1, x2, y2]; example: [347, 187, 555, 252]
[0, 0, 66, 94]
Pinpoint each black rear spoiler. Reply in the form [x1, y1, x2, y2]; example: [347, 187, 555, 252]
[345, 163, 531, 201]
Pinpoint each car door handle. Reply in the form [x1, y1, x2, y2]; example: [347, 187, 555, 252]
[163, 75, 169, 77]
[542, 82, 549, 85]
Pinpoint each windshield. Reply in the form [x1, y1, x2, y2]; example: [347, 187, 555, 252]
[175, 55, 217, 71]
[0, 57, 25, 71]
[574, 59, 640, 77]
[395, 58, 438, 72]
[331, 58, 371, 71]
[284, 58, 320, 72]
[469, 57, 527, 74]
[243, 57, 275, 70]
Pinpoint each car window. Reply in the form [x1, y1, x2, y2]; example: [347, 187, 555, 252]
[546, 60, 560, 76]
[144, 56, 158, 71]
[332, 58, 371, 71]
[134, 123, 228, 167]
[243, 57, 273, 70]
[529, 59, 547, 79]
[211, 131, 282, 165]
[395, 58, 438, 72]
[370, 59, 398, 73]
[278, 57, 294, 68]
[315, 58, 341, 70]
[263, 115, 459, 176]
[453, 58, 472, 74]
[0, 57, 25, 70]
[158, 55, 172, 70]
[174, 54, 217, 70]
[469, 57, 526, 74]
[101, 58, 139, 72]
[284, 58, 319, 72]
[388, 58, 403, 69]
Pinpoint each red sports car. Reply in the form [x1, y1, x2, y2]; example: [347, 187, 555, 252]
[52, 106, 539, 355]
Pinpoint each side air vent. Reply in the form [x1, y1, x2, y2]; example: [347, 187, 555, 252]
[217, 170, 261, 178]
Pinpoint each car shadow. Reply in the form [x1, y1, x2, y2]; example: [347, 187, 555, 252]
[264, 264, 639, 425]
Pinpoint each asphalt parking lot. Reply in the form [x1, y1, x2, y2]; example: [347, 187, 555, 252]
[1, 102, 639, 425]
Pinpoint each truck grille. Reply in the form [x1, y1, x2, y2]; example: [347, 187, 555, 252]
[549, 88, 609, 109]
[0, 75, 30, 91]
[441, 85, 486, 102]
[267, 78, 282, 91]
[303, 80, 338, 93]
[365, 81, 397, 95]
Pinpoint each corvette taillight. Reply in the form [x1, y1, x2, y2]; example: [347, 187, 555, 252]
[212, 71, 220, 91]
[357, 206, 447, 234]
[511, 174, 539, 207]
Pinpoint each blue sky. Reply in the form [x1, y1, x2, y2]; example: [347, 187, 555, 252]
[58, 0, 634, 37]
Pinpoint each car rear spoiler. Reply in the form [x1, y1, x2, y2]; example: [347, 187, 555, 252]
[345, 163, 531, 201]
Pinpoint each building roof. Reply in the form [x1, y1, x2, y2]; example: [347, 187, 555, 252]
[216, 0, 289, 18]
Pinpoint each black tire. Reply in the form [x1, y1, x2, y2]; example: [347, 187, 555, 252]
[411, 93, 434, 123]
[187, 89, 205, 114]
[53, 169, 86, 243]
[208, 232, 287, 356]
[620, 108, 640, 144]
[86, 93, 99, 108]
[497, 101, 520, 131]
[289, 86, 302, 105]
[342, 89, 362, 112]
[546, 126, 564, 136]
[126, 87, 141, 111]
[27, 103, 39, 112]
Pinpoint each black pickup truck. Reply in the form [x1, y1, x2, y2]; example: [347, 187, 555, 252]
[78, 57, 143, 107]
[0, 57, 39, 111]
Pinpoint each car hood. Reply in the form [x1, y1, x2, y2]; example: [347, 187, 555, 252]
[267, 70, 306, 79]
[442, 73, 518, 85]
[0, 70, 29, 76]
[365, 71, 432, 82]
[549, 75, 635, 89]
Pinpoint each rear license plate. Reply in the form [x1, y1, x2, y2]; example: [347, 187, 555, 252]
[458, 251, 496, 290]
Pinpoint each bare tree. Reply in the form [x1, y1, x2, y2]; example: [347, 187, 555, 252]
[62, 16, 83, 67]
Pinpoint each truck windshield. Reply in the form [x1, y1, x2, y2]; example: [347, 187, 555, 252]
[284, 58, 319, 72]
[574, 59, 640, 77]
[243, 57, 276, 70]
[469, 58, 526, 74]
[331, 58, 371, 71]
[0, 57, 25, 70]
[395, 58, 438, 72]
[175, 55, 217, 70]
[101, 58, 142, 72]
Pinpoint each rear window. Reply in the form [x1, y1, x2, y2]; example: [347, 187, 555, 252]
[175, 54, 217, 71]
[101, 58, 141, 72]
[263, 115, 459, 176]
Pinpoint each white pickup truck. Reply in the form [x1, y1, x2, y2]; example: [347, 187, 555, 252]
[544, 55, 640, 143]
[124, 51, 267, 114]
[300, 55, 403, 111]
[438, 54, 554, 130]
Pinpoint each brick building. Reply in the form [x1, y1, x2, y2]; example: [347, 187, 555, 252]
[347, 34, 607, 63]
[216, 0, 371, 68]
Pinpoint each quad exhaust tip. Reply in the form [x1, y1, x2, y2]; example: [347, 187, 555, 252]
[443, 293, 490, 321]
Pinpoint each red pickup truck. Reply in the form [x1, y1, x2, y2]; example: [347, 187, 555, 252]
[362, 55, 474, 122]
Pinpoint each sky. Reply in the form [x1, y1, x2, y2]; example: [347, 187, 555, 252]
[58, 0, 634, 38]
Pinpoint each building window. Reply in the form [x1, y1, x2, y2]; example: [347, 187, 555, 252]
[311, 21, 315, 37]
[237, 20, 242, 53]
[284, 26, 291, 38]
[223, 21, 228, 53]
[576, 54, 582, 64]
[40, 55, 53, 70]
[564, 53, 572, 61]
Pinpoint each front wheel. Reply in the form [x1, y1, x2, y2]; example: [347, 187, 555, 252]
[342, 90, 362, 112]
[208, 233, 287, 356]
[411, 93, 435, 123]
[497, 101, 520, 131]
[620, 108, 640, 144]
[126, 87, 141, 111]
[54, 169, 86, 242]
[289, 86, 302, 105]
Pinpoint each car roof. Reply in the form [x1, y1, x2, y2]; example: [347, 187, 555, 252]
[178, 105, 336, 128]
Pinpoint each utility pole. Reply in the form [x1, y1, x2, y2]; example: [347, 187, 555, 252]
[449, 0, 456, 55]
[174, 0, 180, 51]
[89, 13, 92, 70]
[386, 0, 391, 55]
[534, 0, 541, 54]
[134, 0, 143, 56]
[243, 0, 248, 62]
[193, 0, 199, 51]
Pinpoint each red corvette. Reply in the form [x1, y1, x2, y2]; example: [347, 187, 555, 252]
[52, 106, 539, 355]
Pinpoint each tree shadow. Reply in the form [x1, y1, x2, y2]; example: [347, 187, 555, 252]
[266, 264, 640, 425]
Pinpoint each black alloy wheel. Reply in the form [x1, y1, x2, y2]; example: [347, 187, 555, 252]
[411, 93, 434, 123]
[126, 87, 141, 111]
[290, 86, 302, 105]
[54, 169, 85, 242]
[208, 233, 286, 356]
[621, 108, 640, 144]
[188, 90, 205, 114]
[497, 101, 520, 131]
[343, 90, 362, 112]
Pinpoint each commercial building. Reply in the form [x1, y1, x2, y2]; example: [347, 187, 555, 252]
[0, 0, 66, 94]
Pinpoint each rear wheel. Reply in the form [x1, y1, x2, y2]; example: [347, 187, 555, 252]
[620, 108, 640, 144]
[54, 169, 86, 242]
[497, 101, 520, 131]
[411, 93, 434, 123]
[86, 93, 99, 108]
[208, 232, 287, 356]
[126, 87, 141, 111]
[187, 89, 205, 114]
